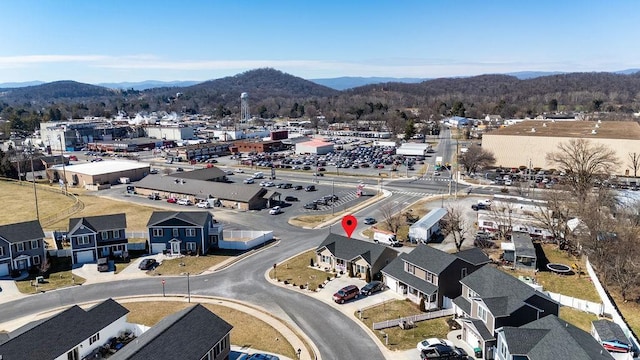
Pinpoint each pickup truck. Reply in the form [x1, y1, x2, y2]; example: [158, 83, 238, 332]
[471, 203, 490, 211]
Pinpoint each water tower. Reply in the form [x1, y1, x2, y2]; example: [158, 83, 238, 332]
[240, 92, 250, 122]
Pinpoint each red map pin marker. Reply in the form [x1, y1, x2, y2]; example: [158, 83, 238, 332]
[342, 215, 358, 238]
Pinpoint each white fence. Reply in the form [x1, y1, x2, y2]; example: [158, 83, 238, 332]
[48, 249, 72, 257]
[372, 308, 455, 330]
[545, 291, 603, 315]
[126, 231, 149, 240]
[127, 243, 147, 251]
[586, 258, 640, 354]
[219, 230, 273, 250]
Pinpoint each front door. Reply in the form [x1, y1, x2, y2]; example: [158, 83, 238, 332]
[171, 241, 180, 255]
[17, 259, 27, 270]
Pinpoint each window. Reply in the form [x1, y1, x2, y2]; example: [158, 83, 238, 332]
[321, 255, 331, 264]
[67, 348, 79, 360]
[101, 231, 109, 240]
[499, 341, 507, 356]
[16, 243, 25, 252]
[77, 236, 90, 245]
[0, 246, 4, 257]
[356, 264, 367, 275]
[114, 230, 121, 238]
[478, 305, 488, 322]
[461, 267, 468, 278]
[33, 255, 41, 265]
[31, 240, 39, 249]
[406, 263, 415, 274]
[467, 287, 478, 298]
[426, 271, 434, 284]
[186, 242, 197, 251]
[90, 333, 100, 345]
[153, 228, 163, 237]
[173, 228, 179, 237]
[186, 228, 196, 237]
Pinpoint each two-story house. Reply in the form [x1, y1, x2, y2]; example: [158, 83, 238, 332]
[315, 234, 399, 279]
[146, 211, 222, 255]
[495, 315, 614, 360]
[68, 213, 128, 264]
[0, 220, 46, 277]
[381, 245, 490, 309]
[453, 265, 559, 359]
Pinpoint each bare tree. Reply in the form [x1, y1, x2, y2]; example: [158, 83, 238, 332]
[379, 202, 403, 235]
[531, 191, 574, 249]
[606, 226, 640, 302]
[546, 139, 619, 203]
[629, 152, 640, 178]
[440, 205, 468, 252]
[489, 201, 517, 240]
[459, 144, 496, 174]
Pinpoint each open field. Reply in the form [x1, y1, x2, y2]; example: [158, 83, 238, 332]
[123, 301, 296, 358]
[0, 181, 75, 226]
[358, 300, 451, 351]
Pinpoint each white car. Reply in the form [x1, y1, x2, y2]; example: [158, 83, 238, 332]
[417, 338, 455, 351]
[196, 201, 211, 208]
[269, 206, 282, 215]
[236, 168, 244, 173]
[177, 198, 192, 206]
[243, 178, 254, 184]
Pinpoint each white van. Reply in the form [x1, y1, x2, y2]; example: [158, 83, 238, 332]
[253, 172, 264, 179]
[373, 230, 401, 247]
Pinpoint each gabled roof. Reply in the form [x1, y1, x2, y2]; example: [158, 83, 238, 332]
[0, 299, 128, 359]
[455, 248, 491, 266]
[381, 254, 437, 295]
[146, 211, 211, 228]
[592, 319, 629, 344]
[167, 166, 226, 181]
[501, 315, 613, 360]
[136, 175, 264, 203]
[316, 233, 398, 266]
[111, 304, 232, 360]
[402, 245, 458, 274]
[0, 220, 44, 244]
[69, 213, 127, 234]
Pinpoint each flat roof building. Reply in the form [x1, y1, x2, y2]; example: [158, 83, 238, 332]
[47, 160, 150, 188]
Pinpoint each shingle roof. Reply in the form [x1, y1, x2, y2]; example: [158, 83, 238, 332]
[0, 299, 128, 360]
[592, 319, 629, 343]
[402, 244, 457, 274]
[502, 315, 614, 360]
[317, 233, 397, 266]
[512, 231, 536, 259]
[468, 318, 495, 341]
[381, 254, 437, 295]
[69, 213, 127, 233]
[455, 248, 491, 266]
[452, 295, 471, 315]
[111, 304, 232, 360]
[0, 220, 44, 244]
[146, 211, 211, 228]
[135, 174, 264, 203]
[167, 166, 227, 181]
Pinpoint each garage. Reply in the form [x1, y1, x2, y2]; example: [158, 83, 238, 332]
[0, 263, 9, 277]
[75, 250, 95, 264]
[152, 243, 166, 254]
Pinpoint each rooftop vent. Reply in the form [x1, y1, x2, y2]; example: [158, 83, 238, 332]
[531, 128, 536, 133]
[591, 129, 598, 135]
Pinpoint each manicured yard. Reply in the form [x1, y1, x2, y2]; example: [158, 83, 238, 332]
[269, 250, 328, 291]
[149, 253, 235, 276]
[123, 301, 296, 359]
[559, 307, 598, 332]
[15, 256, 86, 294]
[357, 299, 452, 351]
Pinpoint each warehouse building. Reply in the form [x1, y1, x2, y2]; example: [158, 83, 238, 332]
[482, 120, 640, 175]
[47, 160, 151, 188]
[396, 143, 430, 156]
[295, 138, 334, 155]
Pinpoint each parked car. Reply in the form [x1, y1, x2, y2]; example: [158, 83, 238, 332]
[282, 183, 293, 189]
[332, 285, 359, 304]
[177, 198, 192, 206]
[243, 178, 255, 184]
[139, 258, 158, 270]
[269, 206, 282, 215]
[360, 281, 384, 296]
[97, 258, 109, 272]
[303, 203, 318, 210]
[363, 217, 377, 225]
[245, 354, 280, 360]
[176, 167, 184, 172]
[148, 193, 160, 200]
[285, 196, 299, 202]
[417, 338, 455, 351]
[471, 203, 490, 211]
[305, 185, 316, 192]
[196, 201, 211, 208]
[149, 169, 159, 174]
[294, 185, 304, 190]
[166, 197, 178, 203]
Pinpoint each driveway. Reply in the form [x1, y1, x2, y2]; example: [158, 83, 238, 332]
[72, 254, 169, 285]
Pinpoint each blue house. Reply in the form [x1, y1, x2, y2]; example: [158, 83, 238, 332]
[0, 220, 46, 277]
[68, 213, 128, 264]
[146, 211, 222, 255]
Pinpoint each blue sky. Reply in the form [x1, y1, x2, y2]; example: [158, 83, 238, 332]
[0, 0, 638, 83]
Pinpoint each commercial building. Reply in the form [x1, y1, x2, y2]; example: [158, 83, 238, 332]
[482, 120, 640, 175]
[231, 139, 283, 153]
[47, 160, 151, 188]
[144, 124, 195, 141]
[295, 138, 334, 155]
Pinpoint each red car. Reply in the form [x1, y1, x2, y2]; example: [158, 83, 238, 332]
[167, 197, 177, 203]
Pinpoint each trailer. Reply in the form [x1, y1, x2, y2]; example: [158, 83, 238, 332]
[408, 208, 447, 244]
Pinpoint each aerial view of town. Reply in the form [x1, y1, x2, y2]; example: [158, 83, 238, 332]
[1, 1, 639, 360]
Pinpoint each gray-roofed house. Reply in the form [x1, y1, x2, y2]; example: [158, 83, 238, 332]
[381, 245, 490, 309]
[315, 234, 399, 280]
[502, 231, 537, 271]
[147, 211, 222, 255]
[111, 304, 232, 360]
[0, 220, 46, 277]
[167, 166, 228, 182]
[68, 213, 128, 264]
[453, 265, 559, 358]
[495, 315, 614, 360]
[591, 319, 634, 359]
[0, 298, 133, 360]
[135, 174, 267, 210]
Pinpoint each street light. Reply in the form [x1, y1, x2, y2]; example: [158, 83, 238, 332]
[57, 135, 68, 195]
[297, 348, 301, 359]
[187, 272, 191, 303]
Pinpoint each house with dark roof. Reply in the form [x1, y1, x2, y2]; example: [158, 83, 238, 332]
[147, 211, 222, 255]
[315, 234, 399, 279]
[495, 315, 614, 360]
[0, 220, 46, 277]
[111, 304, 232, 360]
[381, 245, 490, 309]
[0, 298, 132, 360]
[591, 319, 634, 359]
[68, 213, 128, 264]
[453, 265, 559, 358]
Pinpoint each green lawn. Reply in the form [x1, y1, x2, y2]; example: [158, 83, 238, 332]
[15, 256, 86, 294]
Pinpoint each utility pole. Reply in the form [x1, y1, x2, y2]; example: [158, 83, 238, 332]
[187, 272, 191, 303]
[57, 135, 68, 195]
[28, 144, 40, 221]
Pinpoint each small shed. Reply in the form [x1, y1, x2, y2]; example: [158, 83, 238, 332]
[502, 231, 537, 271]
[408, 208, 447, 244]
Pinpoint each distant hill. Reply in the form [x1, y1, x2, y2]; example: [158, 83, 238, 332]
[98, 80, 202, 90]
[310, 76, 428, 90]
[506, 71, 565, 79]
[0, 81, 115, 102]
[0, 81, 45, 88]
[615, 68, 640, 75]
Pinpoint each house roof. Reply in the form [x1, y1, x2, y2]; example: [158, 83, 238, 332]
[146, 211, 211, 228]
[69, 213, 127, 233]
[381, 254, 437, 295]
[0, 220, 44, 244]
[316, 233, 398, 266]
[410, 208, 447, 230]
[402, 245, 461, 274]
[167, 166, 227, 181]
[455, 248, 491, 266]
[0, 299, 128, 359]
[111, 304, 232, 360]
[501, 315, 614, 360]
[466, 318, 495, 341]
[452, 295, 471, 315]
[136, 174, 265, 203]
[512, 231, 536, 259]
[484, 120, 640, 140]
[592, 319, 629, 344]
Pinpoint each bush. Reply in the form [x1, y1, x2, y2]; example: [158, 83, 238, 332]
[327, 276, 332, 281]
[310, 258, 314, 267]
[419, 297, 426, 312]
[299, 284, 305, 289]
[318, 284, 323, 289]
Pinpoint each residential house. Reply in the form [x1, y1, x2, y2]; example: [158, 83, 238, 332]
[495, 315, 613, 360]
[591, 319, 634, 360]
[0, 220, 46, 277]
[501, 231, 537, 271]
[315, 234, 399, 279]
[68, 213, 128, 264]
[112, 304, 233, 360]
[453, 266, 559, 359]
[0, 298, 132, 360]
[146, 211, 222, 255]
[381, 245, 490, 309]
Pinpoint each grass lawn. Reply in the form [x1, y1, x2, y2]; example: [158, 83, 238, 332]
[15, 256, 86, 294]
[610, 290, 640, 338]
[358, 300, 451, 351]
[149, 253, 235, 276]
[269, 250, 328, 291]
[123, 301, 296, 359]
[0, 181, 75, 226]
[559, 307, 598, 332]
